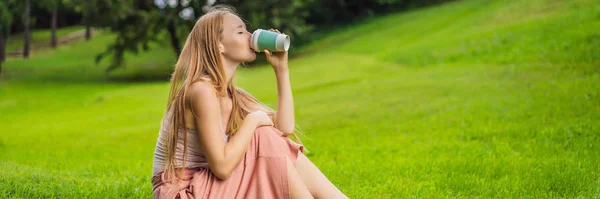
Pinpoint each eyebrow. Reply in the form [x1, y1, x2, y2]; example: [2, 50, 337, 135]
[236, 24, 246, 29]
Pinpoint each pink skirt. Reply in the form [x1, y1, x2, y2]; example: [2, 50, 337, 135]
[152, 126, 305, 199]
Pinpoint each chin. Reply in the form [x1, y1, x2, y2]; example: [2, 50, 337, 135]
[245, 54, 257, 62]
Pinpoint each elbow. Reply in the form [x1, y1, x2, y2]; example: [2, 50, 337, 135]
[275, 122, 294, 136]
[278, 126, 294, 136]
[215, 171, 232, 180]
[210, 166, 232, 180]
[209, 165, 233, 180]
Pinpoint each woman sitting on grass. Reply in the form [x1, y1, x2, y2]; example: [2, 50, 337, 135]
[151, 5, 348, 199]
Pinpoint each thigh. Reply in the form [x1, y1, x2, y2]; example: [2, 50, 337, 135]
[286, 155, 313, 199]
[294, 152, 340, 198]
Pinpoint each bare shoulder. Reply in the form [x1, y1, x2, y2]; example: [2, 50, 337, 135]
[248, 102, 263, 112]
[187, 81, 218, 106]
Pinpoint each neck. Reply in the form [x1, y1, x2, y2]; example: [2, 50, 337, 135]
[221, 58, 239, 87]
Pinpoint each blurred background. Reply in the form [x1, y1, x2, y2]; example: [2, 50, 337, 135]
[0, 0, 452, 80]
[1, 0, 599, 198]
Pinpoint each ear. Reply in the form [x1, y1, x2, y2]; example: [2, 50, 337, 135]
[219, 43, 225, 54]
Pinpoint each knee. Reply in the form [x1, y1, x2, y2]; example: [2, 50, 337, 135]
[252, 126, 288, 157]
[254, 126, 283, 137]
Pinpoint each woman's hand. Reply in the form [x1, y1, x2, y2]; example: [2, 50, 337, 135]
[247, 110, 274, 128]
[264, 29, 288, 72]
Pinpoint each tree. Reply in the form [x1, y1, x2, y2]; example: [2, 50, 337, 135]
[51, 3, 58, 48]
[91, 0, 313, 72]
[0, 1, 12, 71]
[90, 0, 205, 72]
[222, 0, 314, 44]
[1, 0, 18, 75]
[0, 29, 4, 75]
[40, 0, 60, 48]
[89, 0, 165, 72]
[65, 0, 96, 40]
[82, 0, 93, 40]
[23, 0, 30, 58]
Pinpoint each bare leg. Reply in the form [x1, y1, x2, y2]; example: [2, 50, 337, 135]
[294, 152, 348, 199]
[287, 155, 314, 199]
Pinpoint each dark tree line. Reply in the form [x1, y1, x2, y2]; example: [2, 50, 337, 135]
[0, 0, 453, 74]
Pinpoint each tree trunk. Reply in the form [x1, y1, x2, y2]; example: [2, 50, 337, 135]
[51, 6, 57, 48]
[0, 29, 5, 63]
[23, 0, 30, 58]
[0, 29, 4, 75]
[167, 21, 181, 56]
[84, 1, 92, 40]
[85, 25, 91, 40]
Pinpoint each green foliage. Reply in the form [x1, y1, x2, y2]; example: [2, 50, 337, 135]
[304, 0, 452, 25]
[90, 0, 167, 72]
[221, 0, 314, 42]
[0, 0, 18, 36]
[19, 0, 455, 72]
[89, 0, 315, 72]
[0, 2, 13, 29]
[37, 0, 59, 11]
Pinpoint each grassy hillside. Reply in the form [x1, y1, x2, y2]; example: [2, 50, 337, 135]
[1, 0, 599, 198]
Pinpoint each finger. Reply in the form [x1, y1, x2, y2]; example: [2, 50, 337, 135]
[270, 29, 281, 34]
[264, 50, 271, 56]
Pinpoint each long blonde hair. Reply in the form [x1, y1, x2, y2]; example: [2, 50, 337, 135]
[163, 6, 304, 181]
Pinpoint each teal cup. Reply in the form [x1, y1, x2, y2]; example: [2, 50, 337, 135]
[250, 29, 290, 52]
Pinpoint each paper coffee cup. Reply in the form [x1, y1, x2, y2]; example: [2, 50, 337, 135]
[251, 29, 290, 52]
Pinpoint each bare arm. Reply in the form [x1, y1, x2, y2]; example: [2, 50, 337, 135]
[187, 82, 260, 180]
[274, 68, 295, 135]
[263, 29, 295, 135]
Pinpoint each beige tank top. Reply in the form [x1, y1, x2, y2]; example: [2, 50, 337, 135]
[152, 98, 229, 176]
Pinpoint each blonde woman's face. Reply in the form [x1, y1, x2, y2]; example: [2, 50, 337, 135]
[220, 14, 256, 63]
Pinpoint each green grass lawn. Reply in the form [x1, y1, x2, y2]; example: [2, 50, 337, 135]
[1, 0, 599, 198]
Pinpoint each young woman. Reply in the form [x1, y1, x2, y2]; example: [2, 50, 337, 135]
[151, 6, 348, 199]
